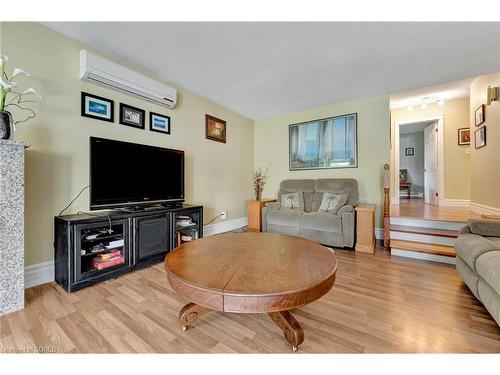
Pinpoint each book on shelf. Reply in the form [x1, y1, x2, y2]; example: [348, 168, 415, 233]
[91, 255, 124, 270]
[106, 239, 124, 249]
[94, 249, 121, 261]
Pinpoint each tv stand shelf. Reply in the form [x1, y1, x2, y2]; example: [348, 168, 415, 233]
[54, 204, 203, 292]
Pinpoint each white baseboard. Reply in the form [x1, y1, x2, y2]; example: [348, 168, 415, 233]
[391, 248, 456, 265]
[375, 227, 383, 240]
[24, 260, 54, 289]
[203, 216, 248, 237]
[390, 231, 455, 246]
[439, 199, 470, 208]
[470, 202, 500, 215]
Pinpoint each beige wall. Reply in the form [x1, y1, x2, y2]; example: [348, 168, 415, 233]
[390, 97, 471, 201]
[470, 72, 500, 209]
[254, 95, 390, 228]
[2, 22, 255, 266]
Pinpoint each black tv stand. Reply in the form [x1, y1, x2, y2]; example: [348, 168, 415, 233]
[54, 204, 203, 292]
[161, 202, 183, 209]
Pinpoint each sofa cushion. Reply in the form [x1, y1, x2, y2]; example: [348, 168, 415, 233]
[267, 208, 305, 227]
[455, 233, 500, 271]
[468, 219, 500, 237]
[317, 193, 348, 214]
[281, 191, 304, 210]
[476, 250, 500, 294]
[300, 212, 342, 233]
[314, 178, 359, 207]
[279, 179, 315, 212]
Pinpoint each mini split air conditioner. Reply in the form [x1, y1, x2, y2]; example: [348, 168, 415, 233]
[79, 49, 177, 108]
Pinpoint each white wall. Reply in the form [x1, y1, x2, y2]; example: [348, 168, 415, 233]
[399, 132, 424, 197]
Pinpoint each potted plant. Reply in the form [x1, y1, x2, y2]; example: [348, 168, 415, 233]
[0, 55, 41, 140]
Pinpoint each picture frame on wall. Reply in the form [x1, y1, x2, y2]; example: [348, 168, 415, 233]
[149, 112, 171, 134]
[475, 126, 486, 149]
[81, 92, 114, 122]
[475, 104, 485, 126]
[405, 147, 414, 156]
[205, 114, 227, 143]
[119, 103, 145, 129]
[289, 113, 358, 170]
[458, 127, 471, 146]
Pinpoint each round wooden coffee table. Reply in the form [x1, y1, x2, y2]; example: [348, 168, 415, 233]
[164, 232, 338, 351]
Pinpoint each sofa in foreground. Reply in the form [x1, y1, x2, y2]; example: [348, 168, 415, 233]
[261, 178, 358, 248]
[455, 219, 500, 326]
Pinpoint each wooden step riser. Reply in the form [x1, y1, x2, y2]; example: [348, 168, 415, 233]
[391, 249, 456, 265]
[390, 231, 455, 246]
[390, 239, 456, 257]
[390, 217, 464, 231]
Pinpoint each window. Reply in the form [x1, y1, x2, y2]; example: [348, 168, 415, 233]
[289, 113, 357, 170]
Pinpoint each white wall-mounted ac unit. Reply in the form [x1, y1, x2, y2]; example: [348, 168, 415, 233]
[79, 49, 177, 109]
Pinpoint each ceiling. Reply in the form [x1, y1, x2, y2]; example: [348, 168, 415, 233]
[44, 22, 500, 120]
[390, 77, 474, 109]
[400, 120, 434, 134]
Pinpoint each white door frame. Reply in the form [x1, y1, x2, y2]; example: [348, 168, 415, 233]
[393, 116, 444, 205]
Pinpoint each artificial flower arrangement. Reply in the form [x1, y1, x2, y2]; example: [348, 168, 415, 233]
[0, 54, 41, 139]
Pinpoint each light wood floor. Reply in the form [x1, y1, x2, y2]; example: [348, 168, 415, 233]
[1, 247, 500, 353]
[392, 200, 482, 222]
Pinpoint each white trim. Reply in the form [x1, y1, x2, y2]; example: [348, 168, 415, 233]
[469, 202, 500, 215]
[391, 248, 456, 265]
[439, 199, 470, 208]
[24, 260, 54, 289]
[394, 116, 444, 205]
[203, 216, 248, 237]
[375, 227, 384, 240]
[390, 231, 455, 246]
[390, 217, 464, 230]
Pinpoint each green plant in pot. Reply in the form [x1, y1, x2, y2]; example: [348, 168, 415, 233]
[0, 54, 41, 140]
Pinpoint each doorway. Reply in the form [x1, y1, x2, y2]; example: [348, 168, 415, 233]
[394, 116, 444, 206]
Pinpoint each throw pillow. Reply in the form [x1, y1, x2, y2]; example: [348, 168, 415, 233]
[317, 193, 348, 214]
[281, 191, 304, 210]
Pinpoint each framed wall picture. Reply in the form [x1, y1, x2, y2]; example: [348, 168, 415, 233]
[289, 113, 357, 170]
[119, 103, 145, 129]
[205, 114, 227, 143]
[475, 126, 486, 149]
[475, 104, 485, 126]
[150, 112, 170, 134]
[458, 127, 471, 145]
[81, 92, 114, 122]
[405, 147, 414, 156]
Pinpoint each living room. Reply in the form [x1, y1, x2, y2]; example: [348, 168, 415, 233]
[1, 1, 500, 372]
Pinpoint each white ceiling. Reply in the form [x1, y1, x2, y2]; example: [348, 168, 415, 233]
[390, 77, 474, 109]
[400, 120, 434, 134]
[44, 22, 500, 120]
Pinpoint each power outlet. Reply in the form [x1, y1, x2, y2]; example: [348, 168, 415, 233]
[221, 211, 228, 220]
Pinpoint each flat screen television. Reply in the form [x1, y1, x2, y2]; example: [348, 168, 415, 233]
[90, 137, 184, 210]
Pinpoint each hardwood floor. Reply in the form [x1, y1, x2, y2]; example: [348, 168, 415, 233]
[392, 200, 482, 222]
[1, 246, 500, 353]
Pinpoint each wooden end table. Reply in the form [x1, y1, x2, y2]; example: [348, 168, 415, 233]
[246, 198, 276, 232]
[355, 204, 376, 253]
[165, 232, 338, 352]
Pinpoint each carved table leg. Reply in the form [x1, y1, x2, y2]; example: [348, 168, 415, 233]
[268, 310, 304, 352]
[179, 302, 212, 331]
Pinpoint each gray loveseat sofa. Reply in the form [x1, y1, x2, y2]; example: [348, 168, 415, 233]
[455, 219, 500, 326]
[262, 178, 358, 248]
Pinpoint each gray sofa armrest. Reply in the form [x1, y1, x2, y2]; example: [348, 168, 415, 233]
[459, 224, 472, 235]
[337, 205, 354, 216]
[261, 202, 280, 232]
[338, 205, 355, 247]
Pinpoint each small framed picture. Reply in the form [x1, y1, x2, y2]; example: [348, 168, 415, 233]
[150, 112, 170, 134]
[475, 104, 485, 126]
[119, 103, 145, 129]
[475, 126, 486, 149]
[405, 147, 414, 156]
[205, 114, 226, 143]
[81, 92, 114, 122]
[458, 127, 471, 145]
